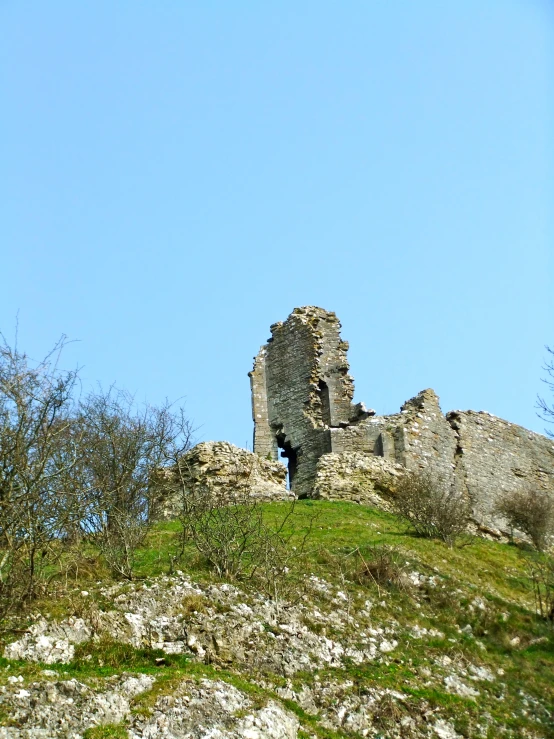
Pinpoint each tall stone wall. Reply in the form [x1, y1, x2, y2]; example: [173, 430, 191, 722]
[249, 307, 364, 497]
[250, 347, 278, 461]
[447, 411, 554, 533]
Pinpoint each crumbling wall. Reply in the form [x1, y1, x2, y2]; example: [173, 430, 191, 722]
[391, 389, 458, 484]
[447, 411, 554, 533]
[249, 307, 364, 498]
[328, 389, 457, 482]
[162, 442, 290, 517]
[250, 347, 278, 461]
[250, 306, 554, 533]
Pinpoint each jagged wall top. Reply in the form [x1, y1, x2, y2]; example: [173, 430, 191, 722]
[250, 306, 554, 531]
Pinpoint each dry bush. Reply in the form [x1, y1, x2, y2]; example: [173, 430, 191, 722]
[372, 692, 406, 731]
[171, 456, 314, 599]
[0, 328, 194, 613]
[391, 469, 471, 547]
[495, 487, 554, 552]
[526, 552, 554, 622]
[73, 388, 194, 580]
[537, 345, 554, 438]
[353, 545, 410, 592]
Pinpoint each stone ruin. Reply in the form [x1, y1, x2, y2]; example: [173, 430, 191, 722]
[250, 306, 554, 534]
[161, 441, 291, 517]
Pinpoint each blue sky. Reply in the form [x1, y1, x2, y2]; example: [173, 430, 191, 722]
[1, 1, 552, 447]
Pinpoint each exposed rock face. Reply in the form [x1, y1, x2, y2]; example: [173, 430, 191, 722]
[3, 617, 91, 665]
[0, 671, 298, 739]
[129, 679, 299, 739]
[250, 307, 554, 533]
[2, 569, 533, 738]
[0, 674, 151, 738]
[162, 441, 290, 517]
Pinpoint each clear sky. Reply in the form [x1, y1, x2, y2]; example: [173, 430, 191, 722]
[1, 1, 553, 447]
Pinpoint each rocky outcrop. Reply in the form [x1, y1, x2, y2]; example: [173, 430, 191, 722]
[0, 672, 298, 738]
[129, 679, 299, 739]
[1, 568, 531, 738]
[0, 673, 154, 738]
[161, 441, 290, 517]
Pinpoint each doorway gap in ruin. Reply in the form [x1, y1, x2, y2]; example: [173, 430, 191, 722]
[275, 431, 298, 490]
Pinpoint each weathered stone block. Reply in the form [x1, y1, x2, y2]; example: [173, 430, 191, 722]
[313, 452, 405, 508]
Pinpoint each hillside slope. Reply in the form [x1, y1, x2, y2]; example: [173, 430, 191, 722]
[1, 501, 553, 738]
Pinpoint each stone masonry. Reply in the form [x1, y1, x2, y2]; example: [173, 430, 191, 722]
[161, 442, 290, 517]
[249, 307, 371, 498]
[250, 306, 554, 533]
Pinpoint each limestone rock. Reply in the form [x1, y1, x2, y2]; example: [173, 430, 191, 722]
[0, 673, 153, 737]
[4, 617, 91, 665]
[161, 441, 290, 517]
[128, 678, 299, 738]
[313, 452, 405, 506]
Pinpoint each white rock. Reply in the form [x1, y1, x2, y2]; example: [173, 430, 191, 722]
[379, 639, 397, 653]
[433, 719, 462, 738]
[444, 674, 479, 698]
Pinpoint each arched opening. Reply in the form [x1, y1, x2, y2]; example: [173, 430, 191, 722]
[276, 430, 298, 491]
[318, 379, 332, 427]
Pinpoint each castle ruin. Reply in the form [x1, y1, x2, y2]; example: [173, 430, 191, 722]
[250, 306, 554, 533]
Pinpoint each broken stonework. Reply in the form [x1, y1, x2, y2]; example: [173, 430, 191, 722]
[162, 441, 290, 516]
[249, 307, 372, 498]
[447, 411, 554, 533]
[313, 453, 405, 507]
[250, 306, 554, 533]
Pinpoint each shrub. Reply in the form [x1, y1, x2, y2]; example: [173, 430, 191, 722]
[70, 388, 193, 580]
[354, 545, 410, 592]
[0, 329, 195, 614]
[0, 334, 79, 617]
[172, 457, 314, 598]
[495, 487, 554, 552]
[526, 552, 554, 622]
[390, 469, 471, 546]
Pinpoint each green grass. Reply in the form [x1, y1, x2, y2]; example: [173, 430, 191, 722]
[2, 500, 553, 737]
[83, 725, 128, 739]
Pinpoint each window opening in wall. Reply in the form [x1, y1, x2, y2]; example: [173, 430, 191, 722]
[276, 432, 298, 490]
[318, 379, 332, 427]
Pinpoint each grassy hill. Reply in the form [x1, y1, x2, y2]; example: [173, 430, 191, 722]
[1, 500, 553, 738]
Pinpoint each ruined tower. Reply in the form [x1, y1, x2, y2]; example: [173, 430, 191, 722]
[250, 307, 554, 533]
[249, 307, 370, 496]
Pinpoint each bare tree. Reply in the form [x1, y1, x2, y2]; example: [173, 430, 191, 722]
[538, 346, 554, 438]
[0, 334, 79, 616]
[74, 388, 193, 580]
[526, 552, 554, 623]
